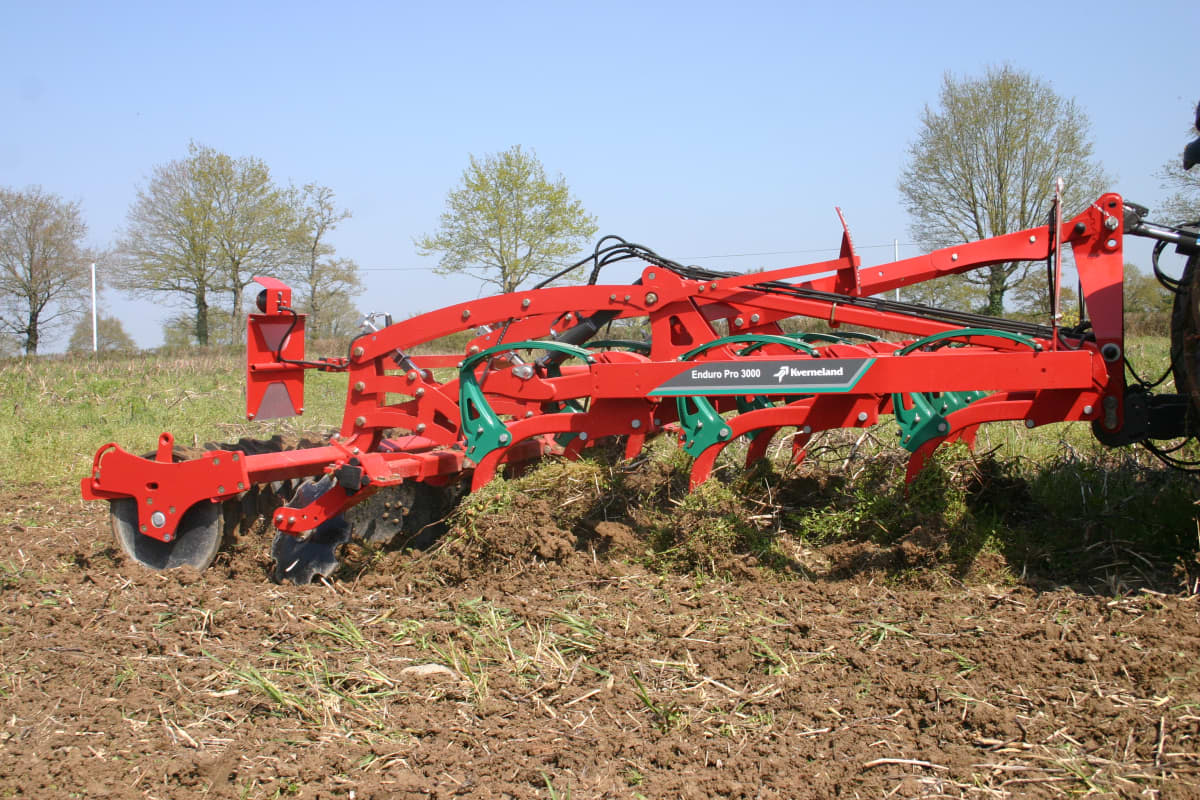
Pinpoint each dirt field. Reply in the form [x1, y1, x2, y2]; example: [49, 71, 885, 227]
[3, 473, 1200, 800]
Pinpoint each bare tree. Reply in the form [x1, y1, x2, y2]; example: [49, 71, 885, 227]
[116, 152, 224, 345]
[202, 145, 294, 327]
[0, 186, 92, 354]
[285, 183, 362, 338]
[899, 66, 1107, 315]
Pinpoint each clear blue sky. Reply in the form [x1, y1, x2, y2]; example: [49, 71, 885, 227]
[3, 0, 1196, 349]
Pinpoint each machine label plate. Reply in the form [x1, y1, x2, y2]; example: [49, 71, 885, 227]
[650, 358, 874, 396]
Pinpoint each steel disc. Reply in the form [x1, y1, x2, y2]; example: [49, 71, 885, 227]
[270, 517, 351, 584]
[110, 498, 224, 571]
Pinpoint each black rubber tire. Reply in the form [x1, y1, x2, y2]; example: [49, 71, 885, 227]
[1170, 252, 1200, 412]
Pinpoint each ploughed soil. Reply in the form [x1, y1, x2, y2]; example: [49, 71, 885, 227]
[3, 476, 1200, 800]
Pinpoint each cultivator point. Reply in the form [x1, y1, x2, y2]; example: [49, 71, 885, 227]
[82, 192, 1200, 581]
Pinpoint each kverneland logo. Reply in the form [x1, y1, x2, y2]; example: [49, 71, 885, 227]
[773, 365, 846, 382]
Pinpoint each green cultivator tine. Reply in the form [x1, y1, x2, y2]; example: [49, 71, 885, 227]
[680, 333, 818, 361]
[673, 334, 819, 456]
[892, 327, 1040, 356]
[893, 389, 988, 453]
[459, 340, 593, 460]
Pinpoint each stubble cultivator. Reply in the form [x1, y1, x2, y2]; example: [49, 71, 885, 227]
[82, 192, 1200, 582]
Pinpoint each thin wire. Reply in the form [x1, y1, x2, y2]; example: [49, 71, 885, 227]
[353, 240, 919, 272]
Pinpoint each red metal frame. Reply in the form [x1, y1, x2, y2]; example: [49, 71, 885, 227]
[81, 196, 1133, 544]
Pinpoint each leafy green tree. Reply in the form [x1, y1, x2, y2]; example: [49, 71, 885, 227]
[416, 145, 598, 294]
[1009, 269, 1079, 320]
[284, 183, 362, 338]
[899, 66, 1107, 316]
[116, 146, 225, 345]
[67, 314, 136, 353]
[160, 308, 240, 349]
[202, 145, 294, 327]
[117, 144, 353, 347]
[0, 186, 93, 355]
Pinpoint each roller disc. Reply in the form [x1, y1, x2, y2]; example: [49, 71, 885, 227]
[110, 498, 224, 571]
[270, 517, 351, 584]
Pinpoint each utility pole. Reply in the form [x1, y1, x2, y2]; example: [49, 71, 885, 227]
[90, 262, 98, 352]
[894, 240, 900, 301]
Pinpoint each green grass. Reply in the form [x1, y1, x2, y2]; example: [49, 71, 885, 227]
[0, 348, 348, 492]
[6, 336, 1198, 587]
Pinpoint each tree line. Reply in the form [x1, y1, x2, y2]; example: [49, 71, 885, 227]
[0, 142, 363, 355]
[3, 68, 1198, 357]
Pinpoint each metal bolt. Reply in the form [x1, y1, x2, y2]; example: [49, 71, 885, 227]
[1100, 343, 1121, 362]
[213, 457, 220, 465]
[288, 516, 296, 525]
[951, 253, 959, 261]
[217, 485, 224, 494]
[525, 410, 534, 418]
[247, 412, 256, 420]
[407, 371, 417, 382]
[416, 423, 426, 433]
[734, 317, 744, 327]
[352, 447, 361, 455]
[140, 524, 147, 532]
[163, 533, 173, 542]
[468, 345, 479, 354]
[1029, 235, 1037, 243]
[476, 426, 484, 435]
[416, 387, 426, 397]
[354, 381, 366, 392]
[237, 482, 244, 490]
[1104, 216, 1119, 231]
[608, 293, 617, 302]
[499, 433, 509, 443]
[801, 425, 812, 435]
[578, 432, 588, 441]
[352, 346, 364, 358]
[631, 419, 642, 429]
[645, 292, 658, 305]
[709, 282, 717, 290]
[1025, 419, 1036, 428]
[355, 415, 366, 427]
[750, 314, 760, 324]
[857, 411, 868, 422]
[937, 422, 948, 433]
[698, 284, 705, 292]
[654, 418, 662, 427]
[695, 421, 704, 430]
[151, 511, 166, 528]
[462, 309, 471, 320]
[275, 515, 283, 524]
[648, 271, 656, 280]
[719, 427, 731, 439]
[1083, 404, 1094, 415]
[1106, 239, 1117, 249]
[521, 298, 531, 308]
[623, 294, 631, 302]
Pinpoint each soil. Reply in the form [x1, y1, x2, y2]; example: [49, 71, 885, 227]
[3, 480, 1200, 799]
